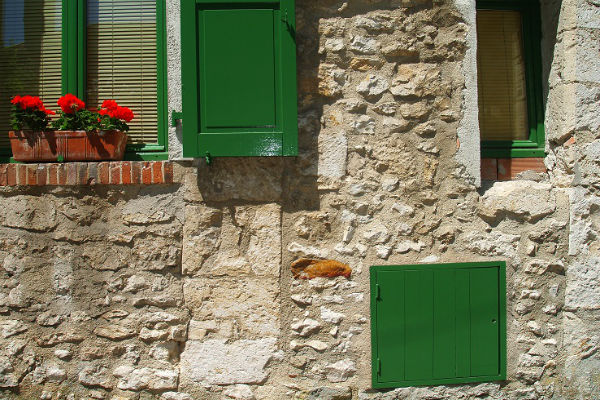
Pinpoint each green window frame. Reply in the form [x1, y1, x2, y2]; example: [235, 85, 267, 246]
[0, 0, 168, 162]
[370, 262, 507, 388]
[477, 0, 545, 158]
[180, 0, 298, 158]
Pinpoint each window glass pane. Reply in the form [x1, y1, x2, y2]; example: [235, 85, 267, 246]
[0, 0, 62, 149]
[477, 10, 528, 141]
[87, 0, 157, 144]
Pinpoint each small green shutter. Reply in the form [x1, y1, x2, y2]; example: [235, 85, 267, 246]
[370, 262, 506, 388]
[181, 0, 297, 157]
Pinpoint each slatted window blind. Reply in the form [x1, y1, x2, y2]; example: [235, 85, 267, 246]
[477, 10, 529, 141]
[87, 0, 157, 145]
[0, 0, 62, 152]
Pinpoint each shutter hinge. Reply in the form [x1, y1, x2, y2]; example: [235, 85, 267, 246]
[377, 358, 381, 376]
[171, 111, 183, 127]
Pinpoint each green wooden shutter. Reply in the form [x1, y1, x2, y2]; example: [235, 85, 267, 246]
[181, 0, 297, 157]
[86, 0, 158, 145]
[0, 0, 63, 156]
[370, 262, 506, 388]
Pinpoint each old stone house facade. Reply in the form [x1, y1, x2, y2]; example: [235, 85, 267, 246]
[0, 0, 599, 399]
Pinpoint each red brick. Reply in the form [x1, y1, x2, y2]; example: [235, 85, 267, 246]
[0, 164, 7, 186]
[87, 163, 98, 185]
[132, 162, 142, 184]
[98, 162, 110, 184]
[142, 162, 152, 184]
[481, 158, 498, 181]
[58, 164, 67, 185]
[17, 164, 26, 185]
[164, 162, 174, 184]
[152, 162, 163, 184]
[121, 162, 132, 184]
[66, 164, 77, 185]
[110, 162, 121, 184]
[78, 163, 89, 185]
[48, 164, 59, 185]
[36, 166, 47, 186]
[498, 158, 546, 181]
[27, 165, 37, 185]
[7, 164, 17, 186]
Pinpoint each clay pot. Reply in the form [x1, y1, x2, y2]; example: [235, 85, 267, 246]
[8, 130, 127, 162]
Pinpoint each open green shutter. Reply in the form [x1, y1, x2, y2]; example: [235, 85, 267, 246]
[370, 262, 506, 388]
[0, 0, 63, 156]
[86, 0, 158, 145]
[181, 0, 297, 157]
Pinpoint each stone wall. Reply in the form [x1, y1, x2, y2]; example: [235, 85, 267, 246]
[1, 0, 600, 399]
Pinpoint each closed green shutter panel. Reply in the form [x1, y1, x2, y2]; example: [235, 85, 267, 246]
[0, 0, 63, 156]
[181, 0, 297, 157]
[87, 0, 158, 145]
[370, 262, 506, 388]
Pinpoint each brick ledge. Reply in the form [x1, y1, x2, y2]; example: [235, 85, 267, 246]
[0, 161, 175, 186]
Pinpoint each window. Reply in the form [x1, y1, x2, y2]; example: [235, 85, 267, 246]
[0, 0, 167, 161]
[180, 0, 297, 158]
[476, 0, 544, 159]
[370, 262, 506, 388]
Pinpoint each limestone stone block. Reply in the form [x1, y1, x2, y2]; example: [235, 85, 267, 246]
[113, 366, 178, 391]
[183, 277, 280, 337]
[356, 75, 389, 99]
[460, 231, 520, 259]
[351, 115, 375, 134]
[568, 187, 600, 256]
[223, 384, 256, 400]
[565, 256, 600, 310]
[478, 181, 556, 222]
[318, 133, 347, 181]
[307, 386, 352, 400]
[180, 338, 278, 385]
[0, 196, 56, 231]
[324, 359, 356, 382]
[318, 64, 346, 98]
[349, 36, 380, 54]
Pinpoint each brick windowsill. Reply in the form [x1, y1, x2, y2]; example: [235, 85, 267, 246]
[0, 161, 175, 187]
[481, 158, 546, 181]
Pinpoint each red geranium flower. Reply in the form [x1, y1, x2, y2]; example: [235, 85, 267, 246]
[112, 106, 134, 122]
[101, 99, 118, 111]
[11, 95, 46, 111]
[57, 93, 85, 114]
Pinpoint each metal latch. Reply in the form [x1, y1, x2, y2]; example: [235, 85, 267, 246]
[171, 111, 183, 127]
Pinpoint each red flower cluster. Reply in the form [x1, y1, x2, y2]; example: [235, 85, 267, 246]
[57, 93, 85, 114]
[99, 99, 134, 122]
[11, 95, 55, 115]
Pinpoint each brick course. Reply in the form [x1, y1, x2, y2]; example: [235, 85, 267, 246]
[0, 161, 175, 186]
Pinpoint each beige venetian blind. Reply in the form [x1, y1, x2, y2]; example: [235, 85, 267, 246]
[477, 10, 529, 141]
[0, 0, 62, 150]
[87, 0, 157, 145]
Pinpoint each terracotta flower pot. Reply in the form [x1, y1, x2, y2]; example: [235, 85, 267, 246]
[8, 130, 127, 162]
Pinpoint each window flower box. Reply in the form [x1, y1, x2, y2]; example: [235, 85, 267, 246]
[8, 130, 127, 162]
[8, 94, 134, 162]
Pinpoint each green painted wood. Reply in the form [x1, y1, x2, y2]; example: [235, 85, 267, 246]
[377, 271, 405, 383]
[404, 270, 434, 381]
[200, 9, 276, 129]
[455, 269, 471, 378]
[181, 0, 297, 158]
[470, 267, 500, 376]
[371, 262, 506, 389]
[433, 269, 456, 379]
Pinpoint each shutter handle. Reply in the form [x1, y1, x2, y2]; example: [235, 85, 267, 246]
[171, 111, 183, 127]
